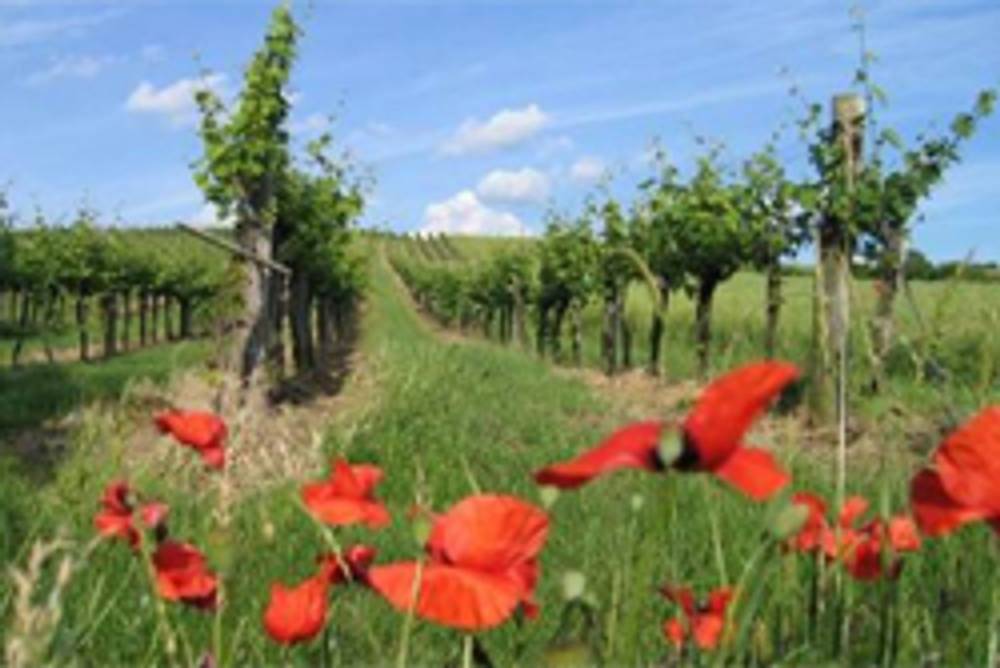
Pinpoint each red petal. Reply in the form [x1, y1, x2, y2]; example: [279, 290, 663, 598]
[682, 362, 799, 469]
[302, 460, 390, 528]
[712, 447, 790, 501]
[200, 446, 226, 471]
[660, 585, 696, 618]
[934, 407, 1000, 513]
[94, 512, 139, 548]
[789, 492, 828, 552]
[839, 496, 869, 529]
[368, 562, 522, 631]
[534, 421, 665, 489]
[100, 481, 133, 515]
[140, 502, 170, 530]
[887, 516, 921, 552]
[843, 536, 886, 581]
[301, 487, 391, 528]
[155, 410, 227, 451]
[663, 617, 686, 649]
[262, 575, 329, 645]
[910, 468, 990, 537]
[432, 495, 548, 572]
[705, 587, 734, 615]
[152, 541, 218, 610]
[691, 612, 726, 651]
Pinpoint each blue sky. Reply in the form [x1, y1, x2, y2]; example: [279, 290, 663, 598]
[1, 0, 998, 261]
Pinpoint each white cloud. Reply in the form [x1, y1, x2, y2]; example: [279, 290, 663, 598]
[124, 74, 226, 127]
[190, 203, 235, 228]
[570, 156, 607, 184]
[26, 54, 115, 85]
[441, 104, 549, 155]
[476, 168, 551, 205]
[421, 190, 529, 236]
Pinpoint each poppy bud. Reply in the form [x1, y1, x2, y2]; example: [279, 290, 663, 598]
[630, 494, 644, 513]
[542, 641, 595, 667]
[412, 516, 432, 546]
[657, 432, 683, 467]
[770, 501, 810, 541]
[539, 486, 560, 509]
[561, 571, 586, 601]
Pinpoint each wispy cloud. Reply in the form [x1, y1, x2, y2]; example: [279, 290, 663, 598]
[25, 53, 116, 85]
[556, 79, 794, 130]
[0, 10, 121, 48]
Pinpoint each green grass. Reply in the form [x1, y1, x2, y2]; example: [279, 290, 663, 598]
[0, 340, 211, 435]
[1, 250, 997, 665]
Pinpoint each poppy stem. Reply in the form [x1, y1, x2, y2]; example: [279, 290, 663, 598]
[714, 540, 773, 668]
[987, 578, 999, 668]
[462, 634, 474, 668]
[702, 478, 730, 584]
[395, 558, 424, 668]
[138, 538, 182, 666]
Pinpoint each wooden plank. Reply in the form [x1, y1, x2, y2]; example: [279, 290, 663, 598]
[175, 222, 291, 276]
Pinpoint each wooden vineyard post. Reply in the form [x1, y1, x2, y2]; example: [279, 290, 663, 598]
[175, 222, 291, 395]
[809, 93, 865, 427]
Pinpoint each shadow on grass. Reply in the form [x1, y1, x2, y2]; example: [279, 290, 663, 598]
[268, 314, 360, 406]
[0, 342, 210, 480]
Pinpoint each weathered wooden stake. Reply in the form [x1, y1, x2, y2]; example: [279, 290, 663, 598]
[809, 93, 865, 426]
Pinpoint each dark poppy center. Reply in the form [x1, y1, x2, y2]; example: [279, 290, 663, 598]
[672, 430, 701, 471]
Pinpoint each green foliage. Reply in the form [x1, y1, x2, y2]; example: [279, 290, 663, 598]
[798, 83, 997, 271]
[194, 3, 300, 228]
[278, 137, 368, 305]
[670, 154, 745, 291]
[739, 142, 807, 269]
[537, 213, 600, 309]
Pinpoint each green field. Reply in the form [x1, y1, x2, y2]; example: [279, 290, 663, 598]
[392, 236, 1000, 419]
[1, 248, 997, 665]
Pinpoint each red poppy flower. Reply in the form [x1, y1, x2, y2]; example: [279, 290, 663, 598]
[534, 361, 798, 500]
[368, 494, 549, 631]
[94, 481, 141, 548]
[318, 544, 378, 586]
[910, 407, 1000, 537]
[820, 497, 921, 581]
[301, 459, 391, 529]
[152, 540, 218, 610]
[786, 492, 828, 553]
[155, 410, 227, 471]
[94, 482, 169, 549]
[661, 585, 733, 651]
[263, 574, 329, 646]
